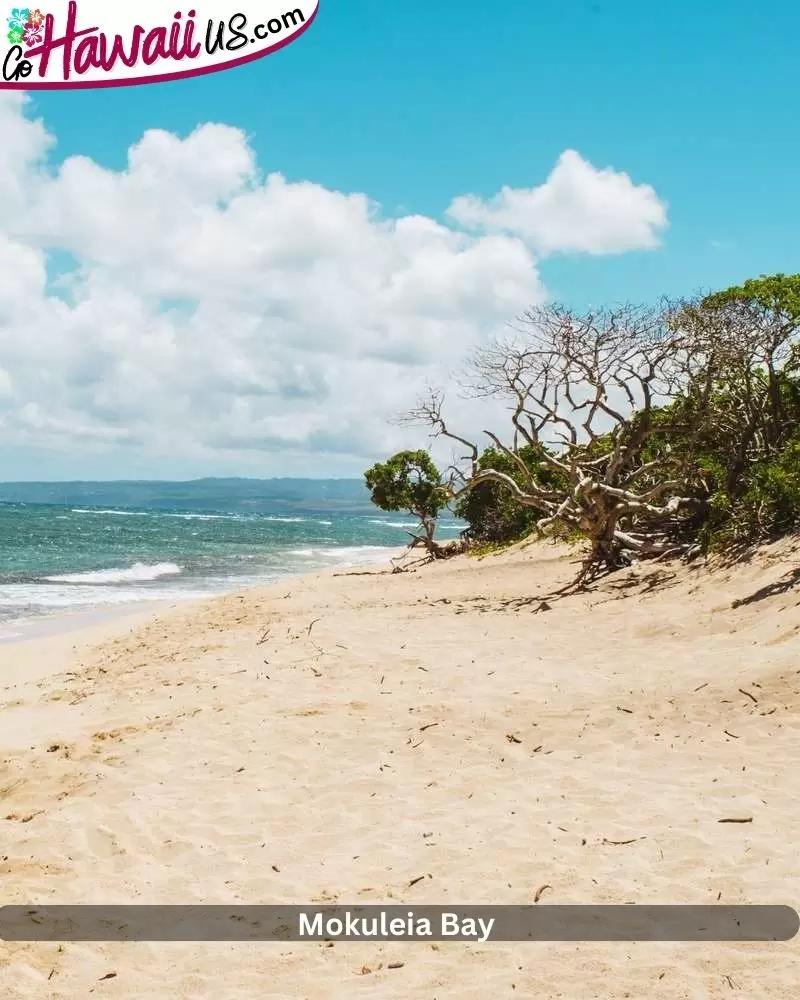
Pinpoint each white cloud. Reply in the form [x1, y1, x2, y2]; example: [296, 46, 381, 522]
[447, 149, 668, 256]
[0, 92, 53, 227]
[0, 97, 668, 478]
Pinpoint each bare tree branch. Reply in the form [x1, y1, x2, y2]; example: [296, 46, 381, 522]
[405, 301, 710, 581]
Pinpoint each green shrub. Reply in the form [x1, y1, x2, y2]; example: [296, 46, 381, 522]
[454, 444, 566, 545]
[364, 450, 445, 549]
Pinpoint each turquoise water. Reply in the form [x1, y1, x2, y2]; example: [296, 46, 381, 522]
[0, 480, 463, 635]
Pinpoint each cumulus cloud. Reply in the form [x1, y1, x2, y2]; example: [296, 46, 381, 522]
[0, 96, 668, 477]
[0, 92, 53, 226]
[447, 149, 668, 256]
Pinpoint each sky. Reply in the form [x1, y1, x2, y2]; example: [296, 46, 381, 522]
[1, 0, 798, 481]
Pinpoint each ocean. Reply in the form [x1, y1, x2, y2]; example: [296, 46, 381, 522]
[0, 479, 464, 638]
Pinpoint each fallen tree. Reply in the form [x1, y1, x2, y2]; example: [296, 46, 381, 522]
[371, 276, 800, 585]
[405, 302, 710, 585]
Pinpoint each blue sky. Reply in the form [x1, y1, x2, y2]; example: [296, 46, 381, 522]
[31, 0, 799, 304]
[1, 0, 799, 480]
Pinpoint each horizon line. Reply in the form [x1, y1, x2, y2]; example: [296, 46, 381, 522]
[0, 476, 368, 485]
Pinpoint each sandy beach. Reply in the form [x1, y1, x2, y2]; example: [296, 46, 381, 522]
[1, 538, 798, 997]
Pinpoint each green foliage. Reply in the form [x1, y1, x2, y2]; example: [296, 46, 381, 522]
[371, 273, 800, 567]
[697, 430, 800, 550]
[456, 275, 800, 553]
[456, 358, 800, 557]
[654, 281, 800, 550]
[364, 450, 445, 529]
[701, 273, 800, 322]
[454, 444, 566, 545]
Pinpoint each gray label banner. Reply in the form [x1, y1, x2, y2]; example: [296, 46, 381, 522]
[0, 906, 797, 941]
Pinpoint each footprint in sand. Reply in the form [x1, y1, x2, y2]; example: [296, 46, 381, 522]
[85, 824, 125, 859]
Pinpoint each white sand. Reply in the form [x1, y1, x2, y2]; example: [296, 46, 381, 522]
[1, 538, 798, 997]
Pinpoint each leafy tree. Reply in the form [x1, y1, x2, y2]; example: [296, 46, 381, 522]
[364, 450, 446, 555]
[702, 272, 800, 323]
[454, 443, 566, 545]
[669, 274, 800, 547]
[375, 274, 800, 584]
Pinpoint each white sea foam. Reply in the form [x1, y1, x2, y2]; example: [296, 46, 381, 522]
[71, 508, 147, 516]
[72, 509, 240, 521]
[0, 583, 208, 611]
[162, 513, 237, 521]
[43, 562, 183, 585]
[369, 519, 419, 528]
[369, 518, 463, 533]
[159, 513, 306, 523]
[289, 545, 399, 563]
[68, 509, 322, 525]
[1, 543, 402, 628]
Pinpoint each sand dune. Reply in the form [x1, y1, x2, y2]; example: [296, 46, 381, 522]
[1, 538, 798, 997]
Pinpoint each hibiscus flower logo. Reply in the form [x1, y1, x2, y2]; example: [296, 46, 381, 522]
[6, 7, 29, 30]
[22, 20, 41, 44]
[7, 7, 47, 46]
